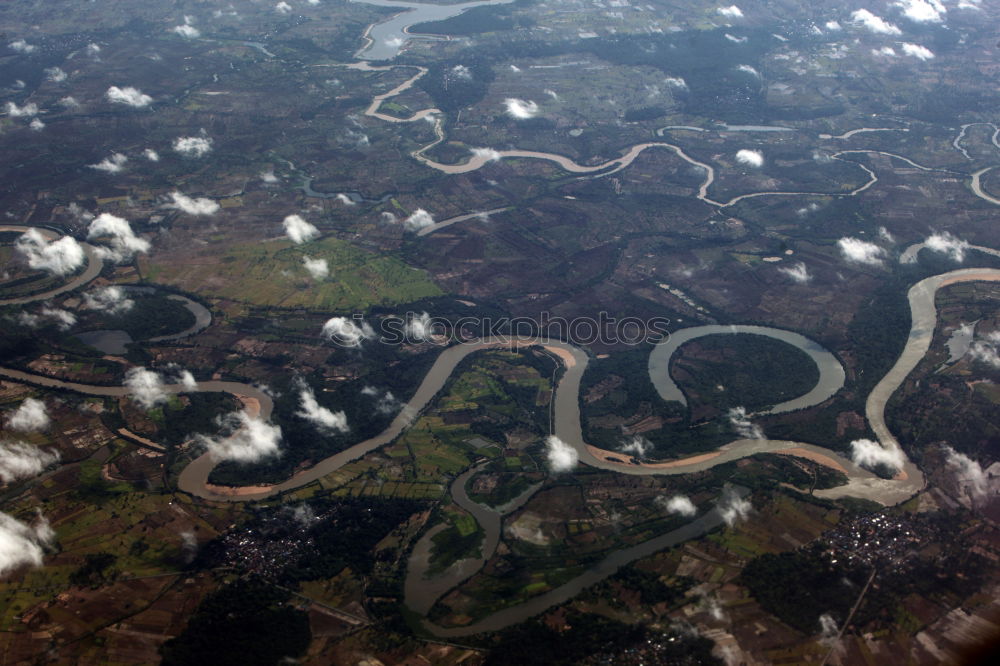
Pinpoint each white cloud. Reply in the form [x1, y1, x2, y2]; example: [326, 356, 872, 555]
[656, 494, 697, 517]
[665, 76, 688, 90]
[717, 5, 743, 18]
[509, 64, 521, 73]
[837, 237, 885, 265]
[405, 311, 434, 341]
[851, 9, 902, 35]
[88, 152, 128, 174]
[15, 229, 85, 276]
[0, 440, 59, 483]
[968, 331, 1000, 368]
[902, 43, 934, 60]
[504, 98, 539, 119]
[276, 1, 292, 14]
[106, 86, 153, 108]
[895, 0, 945, 23]
[283, 214, 319, 244]
[943, 445, 991, 500]
[86, 43, 101, 55]
[735, 148, 764, 168]
[335, 193, 355, 205]
[819, 613, 840, 646]
[29, 118, 45, 131]
[124, 367, 169, 409]
[39, 307, 75, 330]
[172, 24, 201, 38]
[87, 213, 150, 263]
[59, 96, 80, 109]
[403, 209, 435, 232]
[0, 511, 54, 576]
[779, 261, 811, 283]
[545, 435, 578, 472]
[872, 46, 897, 57]
[850, 438, 905, 472]
[825, 21, 842, 31]
[728, 407, 764, 440]
[5, 101, 38, 117]
[260, 170, 279, 183]
[736, 64, 759, 77]
[196, 411, 282, 463]
[83, 286, 134, 315]
[296, 384, 349, 433]
[141, 149, 159, 162]
[9, 39, 35, 54]
[165, 191, 220, 216]
[451, 64, 472, 80]
[321, 317, 374, 348]
[302, 256, 329, 279]
[716, 487, 751, 526]
[362, 386, 401, 415]
[620, 435, 650, 459]
[925, 231, 968, 261]
[5, 398, 50, 432]
[173, 136, 213, 158]
[44, 67, 67, 83]
[471, 147, 503, 162]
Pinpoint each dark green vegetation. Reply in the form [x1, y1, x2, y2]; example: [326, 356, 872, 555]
[77, 291, 196, 340]
[483, 611, 721, 665]
[160, 577, 310, 666]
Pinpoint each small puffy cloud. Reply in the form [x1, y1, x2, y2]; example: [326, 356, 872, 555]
[0, 440, 59, 483]
[403, 209, 435, 232]
[779, 261, 811, 283]
[196, 411, 282, 463]
[545, 435, 578, 472]
[717, 5, 743, 18]
[837, 237, 885, 265]
[15, 229, 85, 276]
[0, 511, 54, 576]
[725, 33, 748, 44]
[172, 24, 201, 38]
[302, 256, 329, 280]
[851, 9, 902, 35]
[29, 118, 45, 131]
[405, 311, 434, 341]
[44, 67, 67, 83]
[38, 307, 75, 330]
[9, 39, 35, 54]
[736, 64, 759, 78]
[5, 398, 50, 432]
[895, 0, 945, 23]
[106, 86, 153, 108]
[728, 407, 764, 440]
[144, 149, 160, 162]
[283, 214, 319, 244]
[925, 231, 969, 261]
[82, 285, 134, 315]
[59, 96, 80, 109]
[450, 64, 472, 80]
[665, 76, 688, 90]
[873, 46, 897, 57]
[276, 1, 292, 13]
[943, 445, 991, 500]
[620, 436, 650, 459]
[825, 20, 842, 30]
[735, 148, 764, 168]
[656, 494, 697, 517]
[901, 42, 934, 60]
[124, 367, 169, 409]
[88, 152, 128, 174]
[335, 193, 355, 205]
[172, 136, 213, 157]
[296, 384, 348, 433]
[87, 213, 150, 263]
[471, 147, 503, 162]
[362, 386, 401, 415]
[968, 331, 1000, 368]
[716, 487, 751, 526]
[321, 317, 374, 348]
[260, 170, 279, 183]
[504, 98, 539, 119]
[165, 191, 220, 216]
[5, 101, 38, 117]
[850, 438, 905, 473]
[86, 43, 101, 55]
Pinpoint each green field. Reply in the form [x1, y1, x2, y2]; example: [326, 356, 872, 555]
[141, 236, 442, 310]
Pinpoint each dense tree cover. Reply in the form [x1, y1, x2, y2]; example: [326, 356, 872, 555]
[484, 611, 720, 665]
[412, 2, 535, 36]
[580, 566, 695, 607]
[153, 392, 241, 447]
[846, 278, 911, 400]
[624, 105, 668, 122]
[85, 292, 196, 340]
[160, 577, 310, 666]
[740, 544, 867, 634]
[69, 552, 117, 587]
[417, 58, 497, 113]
